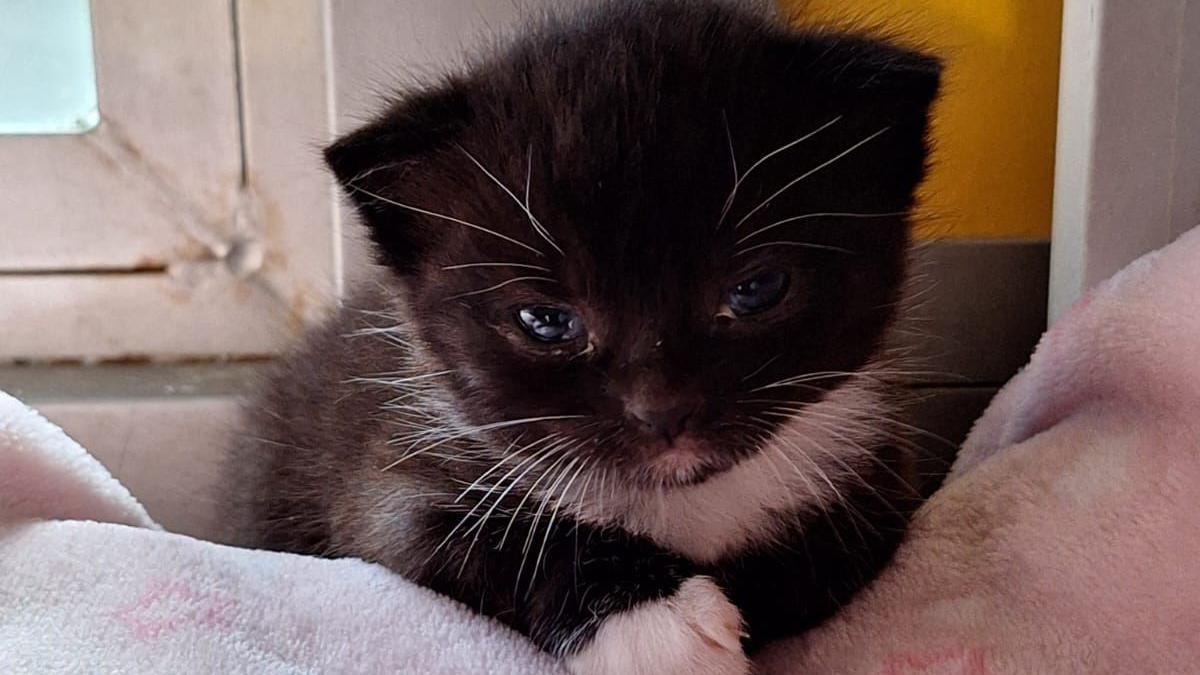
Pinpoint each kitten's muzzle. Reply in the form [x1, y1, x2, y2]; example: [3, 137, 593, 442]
[624, 395, 702, 445]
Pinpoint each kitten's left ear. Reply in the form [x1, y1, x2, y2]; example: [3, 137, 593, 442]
[324, 79, 474, 272]
[324, 80, 472, 189]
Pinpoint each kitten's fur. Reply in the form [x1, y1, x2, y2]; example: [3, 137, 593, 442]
[226, 1, 939, 671]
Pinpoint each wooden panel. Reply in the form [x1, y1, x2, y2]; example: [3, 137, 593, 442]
[0, 0, 242, 271]
[0, 363, 260, 401]
[0, 272, 294, 361]
[0, 0, 339, 363]
[1050, 0, 1200, 320]
[237, 0, 341, 318]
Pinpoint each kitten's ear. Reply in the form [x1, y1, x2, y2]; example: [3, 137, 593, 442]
[758, 33, 942, 220]
[777, 33, 942, 114]
[324, 80, 473, 272]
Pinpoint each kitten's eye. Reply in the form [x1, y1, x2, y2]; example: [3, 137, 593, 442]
[726, 270, 790, 316]
[516, 306, 584, 343]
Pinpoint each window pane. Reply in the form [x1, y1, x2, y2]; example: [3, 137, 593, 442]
[0, 0, 99, 134]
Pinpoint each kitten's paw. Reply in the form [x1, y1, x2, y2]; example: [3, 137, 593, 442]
[566, 576, 750, 675]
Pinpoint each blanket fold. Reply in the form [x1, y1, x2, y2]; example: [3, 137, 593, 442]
[0, 391, 561, 674]
[760, 225, 1200, 673]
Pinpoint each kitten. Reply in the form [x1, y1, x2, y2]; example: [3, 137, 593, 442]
[226, 1, 940, 672]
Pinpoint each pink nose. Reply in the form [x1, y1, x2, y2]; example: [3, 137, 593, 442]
[625, 398, 701, 443]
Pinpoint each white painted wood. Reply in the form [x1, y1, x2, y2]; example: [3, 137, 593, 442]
[236, 0, 341, 319]
[0, 0, 339, 362]
[1050, 0, 1200, 321]
[329, 0, 774, 128]
[0, 272, 294, 361]
[0, 1, 242, 271]
[327, 0, 597, 286]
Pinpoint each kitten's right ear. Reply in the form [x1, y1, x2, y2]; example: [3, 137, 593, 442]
[324, 81, 473, 272]
[778, 32, 942, 117]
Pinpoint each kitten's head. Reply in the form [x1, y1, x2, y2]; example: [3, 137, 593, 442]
[328, 1, 940, 488]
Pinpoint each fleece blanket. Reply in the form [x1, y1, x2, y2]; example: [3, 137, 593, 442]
[0, 392, 561, 674]
[3, 225, 1200, 674]
[759, 224, 1200, 673]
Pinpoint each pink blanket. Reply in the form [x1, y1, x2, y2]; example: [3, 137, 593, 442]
[3, 225, 1199, 673]
[761, 224, 1200, 673]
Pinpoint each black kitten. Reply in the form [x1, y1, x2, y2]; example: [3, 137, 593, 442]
[226, 1, 939, 672]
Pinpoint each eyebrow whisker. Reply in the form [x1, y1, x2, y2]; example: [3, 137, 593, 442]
[456, 143, 565, 256]
[717, 110, 741, 230]
[735, 211, 906, 247]
[345, 182, 545, 257]
[718, 116, 843, 228]
[442, 262, 553, 272]
[732, 126, 891, 231]
[734, 240, 856, 256]
[444, 276, 558, 301]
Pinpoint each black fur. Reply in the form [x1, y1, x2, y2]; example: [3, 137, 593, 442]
[226, 0, 940, 664]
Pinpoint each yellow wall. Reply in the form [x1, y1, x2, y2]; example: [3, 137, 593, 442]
[778, 0, 1062, 239]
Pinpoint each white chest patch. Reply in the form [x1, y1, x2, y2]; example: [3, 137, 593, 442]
[565, 380, 891, 563]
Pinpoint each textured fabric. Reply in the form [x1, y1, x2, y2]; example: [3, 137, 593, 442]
[760, 225, 1200, 673]
[0, 390, 560, 675]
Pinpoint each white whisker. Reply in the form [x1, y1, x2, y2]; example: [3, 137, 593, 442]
[510, 447, 579, 592]
[453, 435, 525, 504]
[528, 455, 589, 594]
[345, 182, 544, 257]
[498, 441, 577, 551]
[461, 436, 571, 544]
[719, 116, 843, 226]
[381, 414, 585, 471]
[735, 240, 856, 256]
[441, 262, 552, 272]
[455, 143, 564, 256]
[740, 353, 782, 383]
[444, 275, 557, 301]
[346, 369, 452, 388]
[735, 211, 905, 248]
[766, 426, 862, 551]
[438, 436, 566, 573]
[717, 109, 740, 229]
[733, 126, 890, 231]
[520, 451, 585, 593]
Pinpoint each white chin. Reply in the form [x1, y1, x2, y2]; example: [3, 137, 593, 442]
[644, 441, 726, 487]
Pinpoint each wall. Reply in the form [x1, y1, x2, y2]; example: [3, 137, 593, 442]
[779, 0, 1063, 239]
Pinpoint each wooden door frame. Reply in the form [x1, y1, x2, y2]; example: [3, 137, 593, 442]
[1050, 0, 1200, 320]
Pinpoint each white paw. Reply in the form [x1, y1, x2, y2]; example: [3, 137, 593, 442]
[566, 576, 750, 675]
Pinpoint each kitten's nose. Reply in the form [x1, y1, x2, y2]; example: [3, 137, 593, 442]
[625, 397, 701, 444]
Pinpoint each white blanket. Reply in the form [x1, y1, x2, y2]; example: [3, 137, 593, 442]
[0, 390, 561, 674]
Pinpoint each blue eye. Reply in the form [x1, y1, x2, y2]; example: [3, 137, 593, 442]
[517, 306, 584, 343]
[727, 270, 790, 316]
